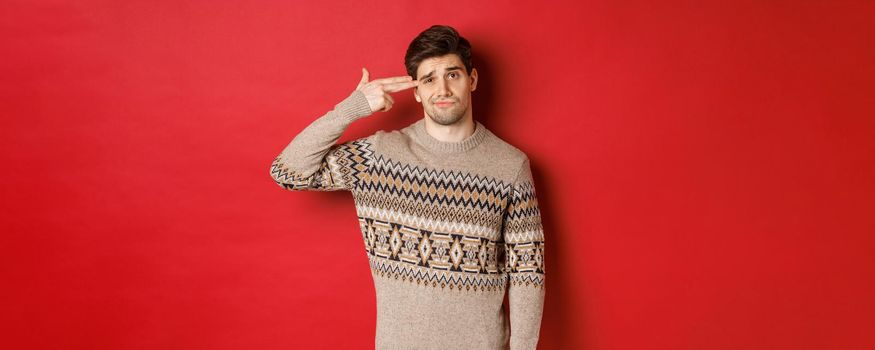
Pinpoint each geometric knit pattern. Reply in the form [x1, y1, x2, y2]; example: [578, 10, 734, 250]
[270, 138, 374, 191]
[503, 180, 547, 287]
[272, 137, 545, 290]
[360, 216, 506, 292]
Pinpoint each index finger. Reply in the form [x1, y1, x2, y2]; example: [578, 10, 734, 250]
[372, 76, 414, 85]
[383, 80, 418, 93]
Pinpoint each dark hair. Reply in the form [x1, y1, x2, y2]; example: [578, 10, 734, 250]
[404, 25, 473, 79]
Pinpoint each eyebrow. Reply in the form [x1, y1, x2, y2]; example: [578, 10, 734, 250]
[419, 66, 463, 80]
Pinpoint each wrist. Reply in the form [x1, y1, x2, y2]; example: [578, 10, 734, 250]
[334, 90, 373, 123]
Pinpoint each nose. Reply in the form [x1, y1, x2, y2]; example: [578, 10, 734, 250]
[437, 78, 451, 97]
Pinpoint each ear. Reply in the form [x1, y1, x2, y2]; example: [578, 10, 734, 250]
[470, 68, 478, 92]
[414, 87, 421, 102]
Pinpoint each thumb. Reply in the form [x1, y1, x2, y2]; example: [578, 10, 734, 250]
[358, 67, 369, 88]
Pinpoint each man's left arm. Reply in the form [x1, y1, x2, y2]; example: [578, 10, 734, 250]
[503, 157, 546, 350]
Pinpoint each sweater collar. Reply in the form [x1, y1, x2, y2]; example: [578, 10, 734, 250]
[410, 118, 489, 154]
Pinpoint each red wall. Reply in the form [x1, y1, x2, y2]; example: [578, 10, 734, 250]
[3, 1, 873, 349]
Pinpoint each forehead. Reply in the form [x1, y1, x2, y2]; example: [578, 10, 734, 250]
[415, 54, 464, 78]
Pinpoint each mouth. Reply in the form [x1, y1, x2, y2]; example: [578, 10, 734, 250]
[434, 101, 455, 107]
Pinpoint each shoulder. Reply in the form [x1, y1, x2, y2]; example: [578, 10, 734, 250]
[371, 126, 409, 144]
[363, 121, 423, 152]
[359, 127, 405, 155]
[481, 129, 530, 175]
[482, 134, 538, 193]
[487, 132, 528, 161]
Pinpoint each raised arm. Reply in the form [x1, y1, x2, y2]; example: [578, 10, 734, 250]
[502, 158, 546, 350]
[269, 68, 418, 191]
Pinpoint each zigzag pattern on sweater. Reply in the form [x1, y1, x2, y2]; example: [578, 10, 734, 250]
[270, 138, 374, 191]
[367, 254, 507, 293]
[358, 155, 513, 212]
[354, 194, 504, 237]
[502, 180, 545, 244]
[508, 272, 546, 288]
[354, 203, 501, 239]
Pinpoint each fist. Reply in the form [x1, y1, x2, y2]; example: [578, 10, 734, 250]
[355, 67, 418, 115]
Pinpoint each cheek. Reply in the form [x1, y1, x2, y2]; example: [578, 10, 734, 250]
[453, 80, 470, 91]
[418, 87, 435, 99]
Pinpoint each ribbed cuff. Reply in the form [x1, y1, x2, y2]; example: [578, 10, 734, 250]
[334, 90, 373, 124]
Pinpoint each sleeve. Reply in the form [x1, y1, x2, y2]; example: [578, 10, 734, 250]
[502, 157, 546, 350]
[269, 90, 375, 192]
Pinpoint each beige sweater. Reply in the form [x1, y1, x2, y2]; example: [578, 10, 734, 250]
[270, 90, 546, 350]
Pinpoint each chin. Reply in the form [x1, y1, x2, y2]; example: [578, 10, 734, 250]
[429, 105, 470, 124]
[427, 112, 464, 126]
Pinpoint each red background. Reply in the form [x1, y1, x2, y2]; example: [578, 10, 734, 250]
[2, 1, 874, 349]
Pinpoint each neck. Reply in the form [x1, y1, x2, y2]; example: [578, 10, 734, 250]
[423, 115, 476, 143]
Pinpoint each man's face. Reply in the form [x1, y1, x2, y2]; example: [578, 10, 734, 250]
[413, 54, 478, 126]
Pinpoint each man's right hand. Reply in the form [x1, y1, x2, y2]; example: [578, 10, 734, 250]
[355, 67, 418, 115]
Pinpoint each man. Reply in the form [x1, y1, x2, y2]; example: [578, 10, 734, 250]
[270, 25, 545, 350]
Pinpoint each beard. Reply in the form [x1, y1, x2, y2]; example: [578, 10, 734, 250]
[424, 98, 469, 126]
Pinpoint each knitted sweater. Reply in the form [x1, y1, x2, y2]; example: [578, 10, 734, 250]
[270, 90, 546, 350]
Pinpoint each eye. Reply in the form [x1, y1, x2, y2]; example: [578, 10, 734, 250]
[448, 72, 458, 78]
[423, 78, 433, 83]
